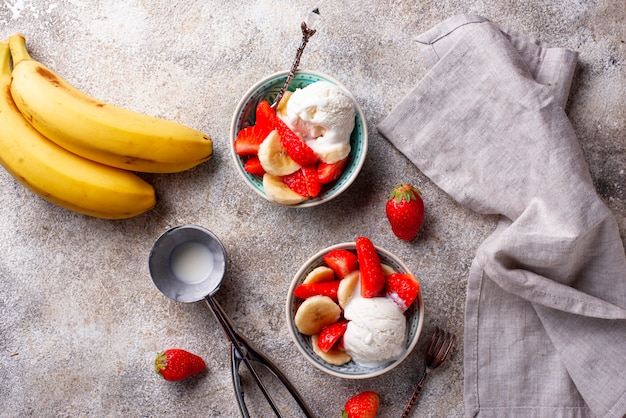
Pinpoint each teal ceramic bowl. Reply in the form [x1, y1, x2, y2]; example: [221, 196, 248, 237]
[285, 242, 424, 379]
[230, 70, 367, 207]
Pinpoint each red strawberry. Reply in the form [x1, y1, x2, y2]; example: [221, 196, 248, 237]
[386, 272, 420, 312]
[294, 281, 340, 301]
[282, 167, 322, 198]
[318, 157, 349, 184]
[255, 100, 276, 136]
[234, 125, 267, 156]
[243, 156, 265, 177]
[386, 184, 424, 241]
[301, 165, 322, 198]
[275, 118, 319, 167]
[355, 237, 386, 298]
[317, 320, 349, 352]
[323, 249, 358, 279]
[281, 170, 309, 197]
[342, 391, 380, 418]
[336, 336, 345, 351]
[154, 349, 206, 382]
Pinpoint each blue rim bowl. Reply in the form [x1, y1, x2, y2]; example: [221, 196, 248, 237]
[230, 70, 368, 208]
[286, 242, 424, 379]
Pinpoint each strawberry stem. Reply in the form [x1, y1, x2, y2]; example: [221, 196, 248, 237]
[390, 184, 421, 203]
[154, 351, 167, 375]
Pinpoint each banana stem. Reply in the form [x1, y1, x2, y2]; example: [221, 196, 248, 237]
[8, 34, 31, 65]
[0, 40, 10, 76]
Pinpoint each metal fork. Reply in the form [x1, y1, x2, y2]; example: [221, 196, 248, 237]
[401, 326, 456, 417]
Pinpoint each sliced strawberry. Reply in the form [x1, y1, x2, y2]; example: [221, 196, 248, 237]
[255, 100, 276, 136]
[281, 167, 321, 198]
[294, 281, 340, 301]
[323, 249, 358, 279]
[386, 273, 420, 312]
[301, 166, 322, 198]
[281, 170, 309, 197]
[234, 125, 266, 156]
[243, 156, 265, 177]
[275, 118, 319, 167]
[317, 320, 349, 352]
[355, 236, 386, 298]
[336, 336, 345, 351]
[318, 157, 349, 184]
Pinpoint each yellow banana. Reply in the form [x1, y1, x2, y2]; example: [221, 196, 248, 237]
[8, 33, 212, 174]
[0, 40, 156, 219]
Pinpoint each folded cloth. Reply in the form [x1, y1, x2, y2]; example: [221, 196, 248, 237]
[378, 14, 626, 418]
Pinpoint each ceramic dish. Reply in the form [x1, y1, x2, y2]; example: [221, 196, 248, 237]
[286, 242, 424, 379]
[229, 70, 367, 207]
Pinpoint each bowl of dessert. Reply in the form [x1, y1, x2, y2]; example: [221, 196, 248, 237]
[230, 70, 367, 207]
[285, 236, 424, 378]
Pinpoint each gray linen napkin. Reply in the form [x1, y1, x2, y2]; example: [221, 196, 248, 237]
[378, 14, 626, 418]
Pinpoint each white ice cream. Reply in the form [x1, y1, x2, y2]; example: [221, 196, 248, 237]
[280, 81, 355, 164]
[342, 284, 407, 366]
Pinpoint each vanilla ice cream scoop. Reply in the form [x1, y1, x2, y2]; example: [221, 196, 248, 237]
[280, 81, 355, 163]
[342, 284, 407, 366]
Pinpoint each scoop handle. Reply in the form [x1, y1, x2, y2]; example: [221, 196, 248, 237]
[204, 296, 281, 416]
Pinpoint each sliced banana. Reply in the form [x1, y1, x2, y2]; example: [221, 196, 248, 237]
[276, 91, 292, 118]
[337, 270, 359, 308]
[307, 140, 352, 165]
[311, 334, 352, 366]
[263, 174, 307, 205]
[258, 129, 300, 176]
[294, 295, 341, 336]
[303, 266, 336, 284]
[381, 263, 397, 277]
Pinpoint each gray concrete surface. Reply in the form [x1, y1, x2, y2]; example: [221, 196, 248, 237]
[1, 1, 624, 417]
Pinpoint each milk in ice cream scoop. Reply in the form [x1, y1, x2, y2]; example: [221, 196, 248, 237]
[280, 81, 355, 163]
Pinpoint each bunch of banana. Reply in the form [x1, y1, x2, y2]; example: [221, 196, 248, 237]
[0, 40, 156, 219]
[8, 33, 212, 173]
[0, 34, 214, 219]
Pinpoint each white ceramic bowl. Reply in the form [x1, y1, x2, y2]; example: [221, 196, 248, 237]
[285, 243, 424, 379]
[230, 70, 367, 207]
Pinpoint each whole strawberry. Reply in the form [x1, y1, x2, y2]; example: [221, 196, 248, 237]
[154, 348, 206, 381]
[342, 391, 380, 418]
[386, 184, 424, 241]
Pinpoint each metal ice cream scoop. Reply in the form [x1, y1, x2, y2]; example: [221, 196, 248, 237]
[149, 225, 313, 418]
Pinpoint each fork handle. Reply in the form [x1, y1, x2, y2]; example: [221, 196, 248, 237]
[400, 371, 427, 418]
